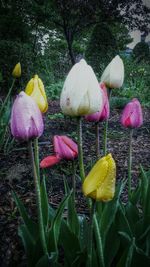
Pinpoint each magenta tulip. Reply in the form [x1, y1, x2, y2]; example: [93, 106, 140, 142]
[85, 82, 110, 122]
[121, 98, 143, 128]
[11, 91, 44, 140]
[54, 135, 78, 160]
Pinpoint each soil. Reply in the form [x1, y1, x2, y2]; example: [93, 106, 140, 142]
[0, 100, 150, 267]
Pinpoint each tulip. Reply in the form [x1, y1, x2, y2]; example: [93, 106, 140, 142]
[11, 91, 44, 140]
[12, 62, 21, 78]
[54, 135, 78, 160]
[101, 55, 124, 88]
[121, 98, 143, 128]
[25, 74, 48, 113]
[120, 99, 143, 199]
[85, 82, 110, 122]
[40, 155, 61, 168]
[82, 154, 116, 201]
[60, 59, 103, 116]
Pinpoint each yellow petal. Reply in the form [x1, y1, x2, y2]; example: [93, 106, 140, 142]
[82, 156, 108, 197]
[12, 62, 21, 78]
[96, 154, 116, 201]
[25, 78, 34, 95]
[25, 75, 48, 113]
[82, 154, 116, 202]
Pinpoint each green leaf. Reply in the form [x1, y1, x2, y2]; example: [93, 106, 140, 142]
[78, 215, 88, 250]
[100, 181, 125, 244]
[40, 175, 49, 228]
[104, 222, 120, 267]
[59, 221, 81, 265]
[12, 191, 38, 241]
[47, 192, 72, 253]
[116, 238, 135, 267]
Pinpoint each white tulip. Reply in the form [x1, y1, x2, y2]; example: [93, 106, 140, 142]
[101, 55, 124, 88]
[60, 59, 103, 116]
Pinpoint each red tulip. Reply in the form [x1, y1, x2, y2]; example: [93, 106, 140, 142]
[40, 155, 61, 168]
[121, 98, 143, 128]
[85, 82, 110, 122]
[54, 135, 78, 160]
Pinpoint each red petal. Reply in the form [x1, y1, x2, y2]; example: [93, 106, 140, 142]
[40, 155, 61, 168]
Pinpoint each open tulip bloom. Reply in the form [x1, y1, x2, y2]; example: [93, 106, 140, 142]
[11, 91, 44, 141]
[25, 74, 48, 113]
[60, 59, 103, 117]
[121, 98, 143, 128]
[101, 55, 124, 89]
[83, 153, 116, 201]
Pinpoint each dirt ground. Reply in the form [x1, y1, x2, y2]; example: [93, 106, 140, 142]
[0, 100, 150, 267]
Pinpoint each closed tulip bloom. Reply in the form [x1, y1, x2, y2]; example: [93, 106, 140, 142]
[82, 154, 116, 201]
[12, 62, 21, 78]
[25, 74, 48, 113]
[11, 91, 44, 140]
[60, 59, 103, 116]
[40, 155, 61, 168]
[121, 98, 143, 128]
[101, 55, 124, 88]
[85, 82, 110, 122]
[54, 135, 78, 160]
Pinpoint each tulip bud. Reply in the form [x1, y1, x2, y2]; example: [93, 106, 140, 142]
[60, 59, 103, 116]
[82, 154, 116, 201]
[12, 62, 21, 78]
[11, 91, 44, 140]
[121, 98, 143, 128]
[85, 82, 110, 122]
[101, 55, 124, 88]
[40, 155, 61, 168]
[54, 135, 78, 160]
[25, 74, 48, 113]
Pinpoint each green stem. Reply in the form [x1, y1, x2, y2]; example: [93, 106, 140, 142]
[93, 214, 105, 267]
[34, 138, 40, 180]
[103, 120, 108, 156]
[87, 200, 96, 267]
[0, 78, 16, 117]
[72, 160, 76, 203]
[103, 88, 112, 156]
[77, 117, 85, 181]
[96, 122, 100, 159]
[128, 129, 133, 199]
[28, 140, 48, 255]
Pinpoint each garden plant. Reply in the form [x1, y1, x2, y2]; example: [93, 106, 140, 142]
[2, 56, 149, 267]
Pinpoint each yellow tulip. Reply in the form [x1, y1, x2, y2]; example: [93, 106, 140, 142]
[82, 154, 116, 201]
[25, 74, 48, 113]
[12, 62, 21, 78]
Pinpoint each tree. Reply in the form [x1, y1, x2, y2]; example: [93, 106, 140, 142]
[43, 0, 150, 64]
[132, 42, 150, 62]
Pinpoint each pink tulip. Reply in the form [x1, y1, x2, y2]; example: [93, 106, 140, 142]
[40, 155, 61, 168]
[11, 91, 44, 140]
[54, 135, 78, 160]
[85, 82, 110, 122]
[121, 98, 143, 128]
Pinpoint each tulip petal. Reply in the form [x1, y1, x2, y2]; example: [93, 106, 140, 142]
[82, 154, 116, 202]
[40, 155, 61, 168]
[54, 135, 77, 160]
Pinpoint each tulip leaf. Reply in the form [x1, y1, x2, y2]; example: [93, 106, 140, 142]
[40, 175, 49, 228]
[104, 222, 120, 267]
[100, 181, 125, 244]
[47, 192, 72, 253]
[59, 221, 81, 265]
[12, 191, 38, 240]
[19, 224, 41, 267]
[116, 240, 135, 267]
[78, 215, 88, 250]
[116, 204, 133, 240]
